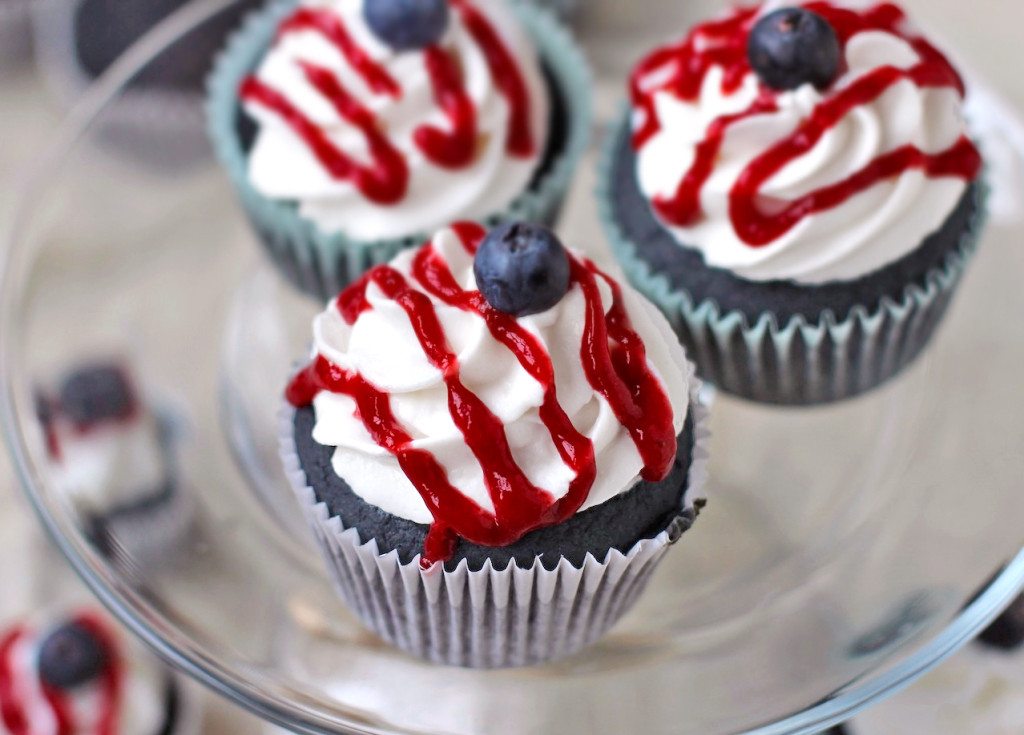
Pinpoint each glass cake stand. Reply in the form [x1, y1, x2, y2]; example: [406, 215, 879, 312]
[3, 1, 1024, 733]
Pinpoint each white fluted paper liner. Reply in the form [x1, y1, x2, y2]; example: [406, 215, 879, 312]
[278, 372, 709, 669]
[597, 112, 991, 405]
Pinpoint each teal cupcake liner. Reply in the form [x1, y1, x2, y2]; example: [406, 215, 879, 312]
[597, 112, 990, 405]
[207, 0, 593, 299]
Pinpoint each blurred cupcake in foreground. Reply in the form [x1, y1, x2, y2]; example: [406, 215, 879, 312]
[0, 608, 199, 734]
[208, 0, 592, 298]
[36, 363, 195, 570]
[280, 220, 708, 668]
[599, 1, 987, 404]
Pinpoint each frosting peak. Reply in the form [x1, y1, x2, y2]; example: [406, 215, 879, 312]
[287, 223, 690, 566]
[630, 1, 982, 284]
[242, 0, 550, 240]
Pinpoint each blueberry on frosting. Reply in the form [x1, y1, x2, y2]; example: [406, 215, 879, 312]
[364, 0, 450, 51]
[473, 222, 571, 316]
[37, 622, 108, 690]
[747, 7, 841, 91]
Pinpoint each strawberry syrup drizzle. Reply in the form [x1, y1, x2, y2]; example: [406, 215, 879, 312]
[287, 223, 675, 566]
[0, 613, 123, 735]
[414, 46, 479, 168]
[239, 75, 408, 204]
[241, 2, 534, 207]
[450, 0, 536, 157]
[630, 2, 981, 246]
[277, 8, 400, 98]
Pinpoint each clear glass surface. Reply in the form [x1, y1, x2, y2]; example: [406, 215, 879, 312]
[3, 1, 1024, 734]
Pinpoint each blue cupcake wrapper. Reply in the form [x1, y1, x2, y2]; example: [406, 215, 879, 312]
[207, 0, 593, 299]
[597, 111, 990, 405]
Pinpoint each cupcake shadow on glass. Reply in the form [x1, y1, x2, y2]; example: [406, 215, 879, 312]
[279, 221, 709, 668]
[207, 0, 593, 300]
[597, 2, 989, 406]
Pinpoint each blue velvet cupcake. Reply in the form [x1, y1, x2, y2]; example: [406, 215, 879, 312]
[280, 221, 708, 667]
[208, 0, 592, 298]
[599, 1, 987, 404]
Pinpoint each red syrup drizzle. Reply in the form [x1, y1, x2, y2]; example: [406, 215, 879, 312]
[0, 613, 123, 735]
[239, 2, 535, 206]
[239, 73, 409, 205]
[287, 223, 676, 567]
[414, 45, 479, 168]
[450, 0, 536, 157]
[630, 2, 982, 246]
[276, 8, 400, 98]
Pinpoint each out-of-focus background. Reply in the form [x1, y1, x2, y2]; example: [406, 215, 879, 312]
[0, 0, 1021, 733]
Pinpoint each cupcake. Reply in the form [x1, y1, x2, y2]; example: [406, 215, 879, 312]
[599, 1, 987, 405]
[31, 0, 262, 166]
[36, 363, 195, 570]
[208, 0, 592, 299]
[280, 221, 708, 668]
[0, 608, 200, 734]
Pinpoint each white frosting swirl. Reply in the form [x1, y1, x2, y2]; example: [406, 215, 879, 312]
[634, 3, 972, 284]
[308, 226, 690, 524]
[1, 613, 173, 735]
[245, 0, 550, 240]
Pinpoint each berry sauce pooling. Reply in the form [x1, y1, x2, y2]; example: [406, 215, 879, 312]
[240, 1, 536, 206]
[630, 2, 982, 246]
[287, 222, 677, 568]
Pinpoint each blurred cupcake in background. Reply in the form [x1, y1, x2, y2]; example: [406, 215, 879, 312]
[280, 220, 708, 668]
[31, 0, 262, 165]
[0, 607, 200, 734]
[598, 1, 987, 404]
[207, 0, 592, 298]
[36, 362, 195, 571]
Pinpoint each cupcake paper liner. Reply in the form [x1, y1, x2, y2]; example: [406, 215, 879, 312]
[526, 0, 578, 20]
[597, 112, 991, 405]
[207, 0, 593, 300]
[278, 370, 709, 669]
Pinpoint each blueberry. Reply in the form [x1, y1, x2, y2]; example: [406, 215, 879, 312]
[473, 222, 571, 317]
[59, 364, 136, 427]
[747, 8, 841, 91]
[364, 0, 449, 51]
[38, 622, 108, 690]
